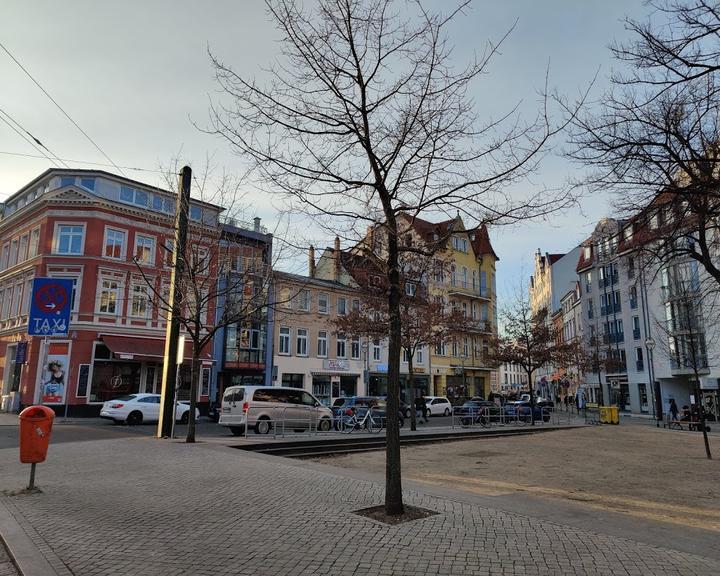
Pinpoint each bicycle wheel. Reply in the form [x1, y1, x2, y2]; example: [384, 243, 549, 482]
[340, 417, 356, 433]
[460, 416, 472, 428]
[366, 414, 384, 433]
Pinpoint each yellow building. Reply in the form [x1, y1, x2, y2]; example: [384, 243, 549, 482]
[402, 214, 498, 399]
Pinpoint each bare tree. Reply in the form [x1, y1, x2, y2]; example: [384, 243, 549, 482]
[333, 255, 474, 430]
[209, 0, 576, 516]
[566, 0, 720, 292]
[135, 169, 274, 443]
[488, 298, 580, 424]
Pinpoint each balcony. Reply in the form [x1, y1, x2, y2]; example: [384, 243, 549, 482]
[446, 284, 492, 300]
[670, 356, 710, 376]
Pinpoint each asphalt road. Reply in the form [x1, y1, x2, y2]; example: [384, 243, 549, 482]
[0, 414, 454, 450]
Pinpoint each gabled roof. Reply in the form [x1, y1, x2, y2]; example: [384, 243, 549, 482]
[469, 224, 499, 261]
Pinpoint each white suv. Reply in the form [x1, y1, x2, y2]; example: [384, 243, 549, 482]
[423, 396, 452, 416]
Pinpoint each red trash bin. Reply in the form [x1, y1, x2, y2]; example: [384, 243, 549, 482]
[19, 405, 55, 463]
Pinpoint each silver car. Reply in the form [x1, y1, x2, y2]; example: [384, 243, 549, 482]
[219, 385, 333, 436]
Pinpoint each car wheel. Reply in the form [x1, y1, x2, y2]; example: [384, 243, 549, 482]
[443, 407, 451, 416]
[255, 417, 271, 435]
[126, 411, 143, 426]
[229, 426, 244, 436]
[180, 411, 189, 424]
[318, 418, 331, 432]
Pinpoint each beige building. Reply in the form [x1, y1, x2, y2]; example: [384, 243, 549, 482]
[272, 271, 366, 406]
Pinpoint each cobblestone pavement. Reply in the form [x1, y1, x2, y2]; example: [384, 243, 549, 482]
[0, 436, 718, 576]
[0, 541, 19, 576]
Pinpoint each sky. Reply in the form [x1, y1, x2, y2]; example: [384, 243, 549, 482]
[0, 0, 649, 307]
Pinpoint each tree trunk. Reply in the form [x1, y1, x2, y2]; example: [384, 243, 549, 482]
[186, 350, 201, 444]
[693, 376, 712, 460]
[408, 352, 417, 431]
[385, 228, 404, 516]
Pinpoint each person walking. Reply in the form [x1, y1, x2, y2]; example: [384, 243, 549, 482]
[419, 395, 429, 423]
[669, 398, 679, 424]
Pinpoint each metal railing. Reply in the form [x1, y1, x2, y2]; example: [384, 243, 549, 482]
[450, 406, 571, 429]
[241, 405, 335, 439]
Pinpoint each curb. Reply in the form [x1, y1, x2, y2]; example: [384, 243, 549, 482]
[0, 497, 70, 576]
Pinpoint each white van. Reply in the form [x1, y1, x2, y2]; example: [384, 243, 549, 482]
[219, 386, 333, 436]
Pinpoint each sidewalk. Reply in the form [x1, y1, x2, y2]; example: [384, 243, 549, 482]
[0, 435, 718, 575]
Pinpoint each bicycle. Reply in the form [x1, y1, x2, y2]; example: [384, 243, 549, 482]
[459, 408, 488, 428]
[339, 406, 384, 433]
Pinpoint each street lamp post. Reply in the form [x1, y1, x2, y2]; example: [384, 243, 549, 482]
[645, 337, 659, 427]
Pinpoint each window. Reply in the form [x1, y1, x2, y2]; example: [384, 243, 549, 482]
[588, 300, 594, 319]
[450, 265, 456, 286]
[452, 236, 468, 252]
[298, 290, 311, 312]
[55, 224, 84, 255]
[130, 284, 150, 318]
[630, 286, 638, 309]
[472, 270, 477, 290]
[163, 238, 175, 267]
[281, 373, 304, 388]
[318, 293, 329, 314]
[633, 316, 641, 339]
[104, 228, 126, 259]
[585, 271, 592, 293]
[1, 286, 11, 319]
[29, 228, 40, 258]
[451, 340, 459, 357]
[372, 339, 381, 361]
[9, 239, 18, 267]
[416, 347, 423, 364]
[405, 282, 416, 297]
[461, 267, 468, 288]
[98, 278, 120, 314]
[463, 338, 469, 357]
[296, 328, 308, 356]
[317, 331, 328, 357]
[480, 271, 488, 296]
[80, 178, 95, 191]
[60, 176, 75, 187]
[336, 334, 346, 358]
[18, 234, 28, 263]
[337, 297, 347, 316]
[0, 244, 8, 270]
[10, 282, 22, 317]
[352, 298, 360, 312]
[21, 278, 32, 315]
[403, 349, 411, 363]
[134, 235, 155, 265]
[627, 257, 635, 279]
[351, 338, 360, 359]
[279, 327, 291, 355]
[189, 205, 202, 221]
[120, 186, 148, 207]
[635, 348, 644, 371]
[48, 274, 80, 312]
[435, 341, 446, 356]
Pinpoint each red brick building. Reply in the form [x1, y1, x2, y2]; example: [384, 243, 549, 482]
[0, 169, 220, 415]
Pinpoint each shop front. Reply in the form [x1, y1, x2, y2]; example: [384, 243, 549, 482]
[312, 359, 360, 405]
[368, 367, 429, 401]
[89, 336, 213, 411]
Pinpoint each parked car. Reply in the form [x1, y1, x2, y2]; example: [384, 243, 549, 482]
[454, 400, 501, 419]
[100, 393, 199, 425]
[219, 386, 333, 435]
[339, 399, 404, 429]
[503, 401, 550, 422]
[424, 396, 452, 416]
[333, 396, 405, 428]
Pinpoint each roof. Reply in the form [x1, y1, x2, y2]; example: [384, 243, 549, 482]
[468, 224, 499, 261]
[274, 270, 359, 292]
[5, 168, 223, 211]
[547, 253, 564, 265]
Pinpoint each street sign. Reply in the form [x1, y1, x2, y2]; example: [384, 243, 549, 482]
[28, 278, 73, 337]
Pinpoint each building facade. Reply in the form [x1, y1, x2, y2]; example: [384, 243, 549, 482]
[272, 270, 366, 406]
[577, 217, 720, 416]
[0, 169, 219, 415]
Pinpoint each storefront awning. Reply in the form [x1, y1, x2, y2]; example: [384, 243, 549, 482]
[101, 335, 213, 363]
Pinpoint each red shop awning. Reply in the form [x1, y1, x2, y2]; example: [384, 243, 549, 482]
[101, 335, 213, 363]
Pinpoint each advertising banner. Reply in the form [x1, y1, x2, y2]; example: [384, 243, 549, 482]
[41, 342, 70, 404]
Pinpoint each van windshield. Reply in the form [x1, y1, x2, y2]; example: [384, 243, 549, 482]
[332, 398, 346, 407]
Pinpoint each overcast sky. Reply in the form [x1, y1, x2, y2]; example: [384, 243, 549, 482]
[1, 1, 649, 305]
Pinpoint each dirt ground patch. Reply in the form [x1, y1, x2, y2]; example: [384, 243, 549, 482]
[319, 425, 720, 530]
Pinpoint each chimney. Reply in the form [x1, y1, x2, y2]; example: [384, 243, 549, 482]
[308, 245, 316, 278]
[253, 217, 261, 232]
[334, 236, 341, 281]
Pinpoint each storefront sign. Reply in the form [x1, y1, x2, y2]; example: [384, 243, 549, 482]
[41, 342, 70, 404]
[323, 359, 349, 371]
[375, 364, 388, 373]
[411, 367, 425, 374]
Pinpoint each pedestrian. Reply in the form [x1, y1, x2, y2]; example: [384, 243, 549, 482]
[669, 399, 679, 423]
[420, 395, 429, 422]
[564, 395, 569, 411]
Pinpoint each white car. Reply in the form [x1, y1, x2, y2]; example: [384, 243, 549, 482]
[100, 393, 199, 425]
[424, 396, 452, 416]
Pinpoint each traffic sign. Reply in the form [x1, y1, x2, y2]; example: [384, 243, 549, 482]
[28, 278, 73, 337]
